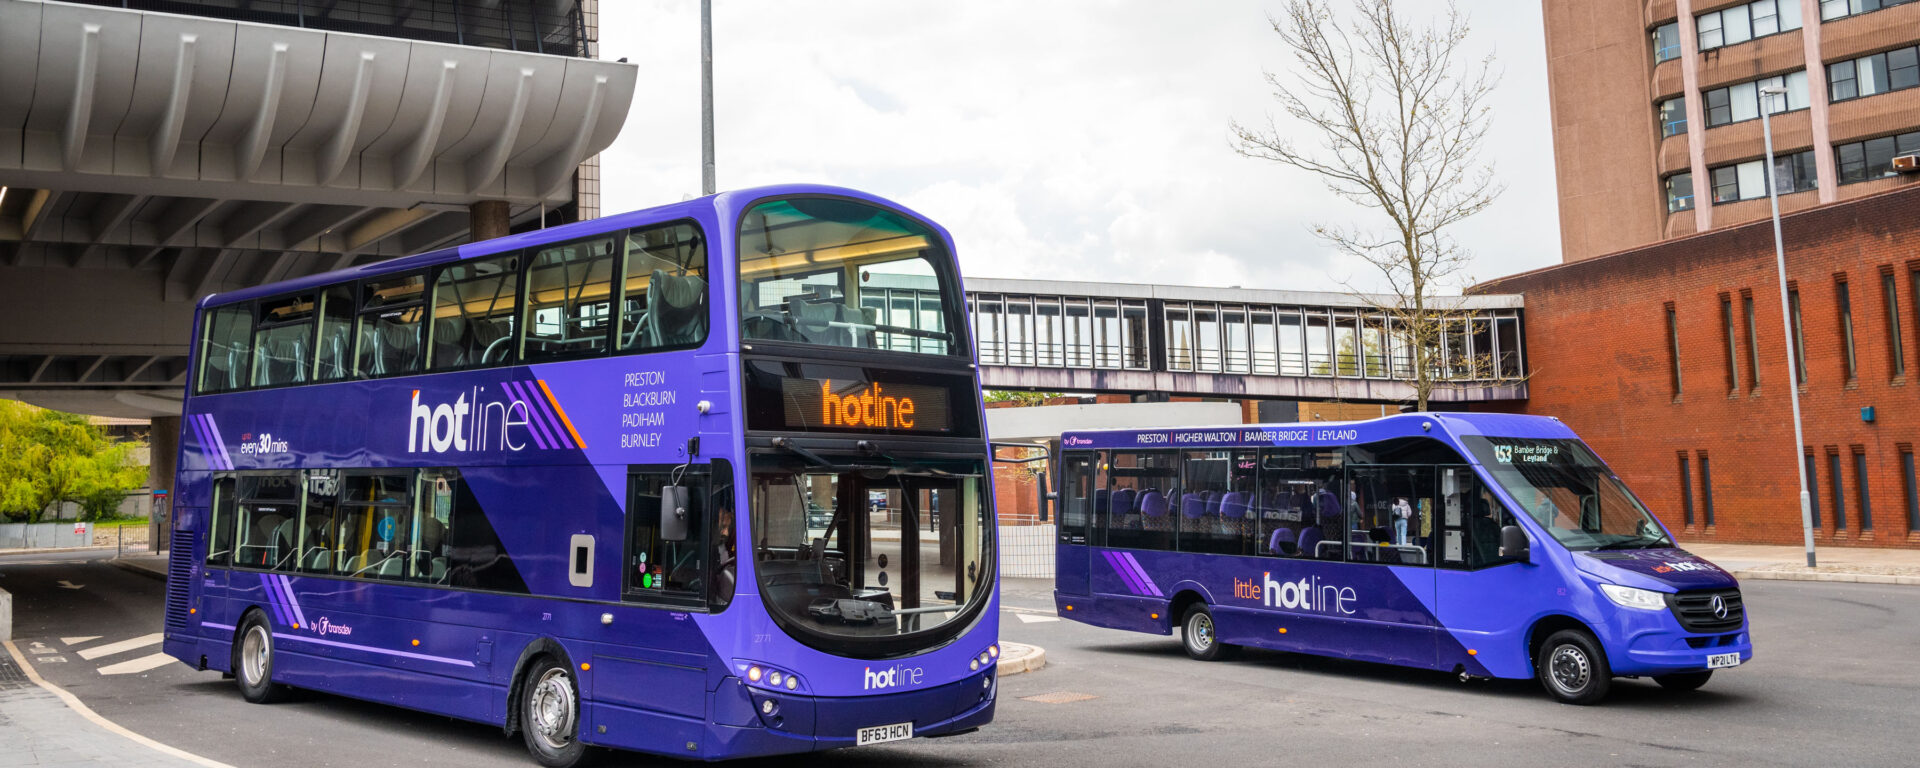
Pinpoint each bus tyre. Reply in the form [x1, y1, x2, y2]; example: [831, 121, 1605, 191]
[1654, 671, 1712, 692]
[1537, 629, 1610, 705]
[521, 657, 589, 768]
[234, 611, 290, 704]
[1180, 604, 1238, 661]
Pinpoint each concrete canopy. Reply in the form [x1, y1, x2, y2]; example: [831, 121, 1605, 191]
[0, 0, 638, 418]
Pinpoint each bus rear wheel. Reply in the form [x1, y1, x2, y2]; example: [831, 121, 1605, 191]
[520, 657, 590, 768]
[1536, 629, 1610, 705]
[1180, 604, 1238, 661]
[1654, 671, 1713, 692]
[234, 611, 289, 704]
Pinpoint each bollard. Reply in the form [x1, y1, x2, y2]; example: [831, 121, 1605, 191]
[1, 587, 11, 642]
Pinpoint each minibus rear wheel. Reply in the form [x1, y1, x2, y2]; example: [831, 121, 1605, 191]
[1654, 671, 1712, 691]
[1536, 628, 1610, 705]
[1180, 604, 1239, 661]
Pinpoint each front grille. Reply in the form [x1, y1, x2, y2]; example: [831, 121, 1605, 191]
[164, 530, 195, 630]
[1666, 588, 1744, 633]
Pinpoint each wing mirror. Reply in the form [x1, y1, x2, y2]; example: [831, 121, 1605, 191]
[1499, 524, 1531, 563]
[660, 485, 691, 542]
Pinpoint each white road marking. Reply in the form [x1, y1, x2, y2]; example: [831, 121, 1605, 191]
[76, 633, 163, 660]
[62, 636, 102, 646]
[4, 640, 238, 768]
[1015, 613, 1061, 623]
[97, 652, 177, 676]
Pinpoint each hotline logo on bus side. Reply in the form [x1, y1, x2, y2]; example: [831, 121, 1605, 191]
[406, 381, 584, 454]
[1232, 571, 1358, 615]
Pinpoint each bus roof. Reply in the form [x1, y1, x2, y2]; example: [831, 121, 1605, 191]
[195, 183, 922, 310]
[1057, 411, 1578, 451]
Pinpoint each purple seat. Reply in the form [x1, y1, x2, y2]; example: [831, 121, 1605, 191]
[1205, 492, 1224, 518]
[1297, 527, 1326, 559]
[1140, 490, 1168, 518]
[1110, 489, 1136, 519]
[1181, 493, 1207, 519]
[1220, 492, 1248, 519]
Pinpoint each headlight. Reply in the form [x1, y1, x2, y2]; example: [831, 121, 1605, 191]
[1600, 583, 1668, 610]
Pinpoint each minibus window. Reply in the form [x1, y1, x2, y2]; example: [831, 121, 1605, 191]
[1461, 437, 1671, 552]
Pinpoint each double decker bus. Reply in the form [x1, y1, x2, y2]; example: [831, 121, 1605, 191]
[1052, 413, 1751, 704]
[160, 185, 1003, 764]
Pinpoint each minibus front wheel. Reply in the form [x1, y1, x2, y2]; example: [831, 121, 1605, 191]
[1536, 628, 1610, 705]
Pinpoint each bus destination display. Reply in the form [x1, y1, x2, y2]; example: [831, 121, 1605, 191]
[781, 377, 951, 433]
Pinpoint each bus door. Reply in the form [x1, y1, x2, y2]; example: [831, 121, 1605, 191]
[1055, 452, 1094, 595]
[1342, 464, 1440, 668]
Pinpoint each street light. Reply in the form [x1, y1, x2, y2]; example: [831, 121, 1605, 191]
[1758, 83, 1816, 568]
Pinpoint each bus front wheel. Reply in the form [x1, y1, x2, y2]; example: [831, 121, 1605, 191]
[234, 611, 289, 704]
[520, 657, 590, 767]
[1536, 629, 1610, 705]
[1180, 604, 1238, 661]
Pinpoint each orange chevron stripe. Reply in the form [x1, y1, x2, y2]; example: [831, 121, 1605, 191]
[536, 379, 587, 449]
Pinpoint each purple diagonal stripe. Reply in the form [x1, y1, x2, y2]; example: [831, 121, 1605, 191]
[500, 382, 557, 450]
[1103, 551, 1146, 596]
[204, 415, 235, 469]
[259, 574, 293, 626]
[1121, 553, 1163, 597]
[278, 575, 309, 628]
[187, 415, 216, 469]
[266, 574, 298, 627]
[513, 381, 573, 449]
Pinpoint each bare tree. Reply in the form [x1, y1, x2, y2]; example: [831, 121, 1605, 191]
[1232, 0, 1502, 411]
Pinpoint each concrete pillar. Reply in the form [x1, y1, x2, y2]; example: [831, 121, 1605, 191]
[470, 200, 511, 242]
[148, 416, 179, 554]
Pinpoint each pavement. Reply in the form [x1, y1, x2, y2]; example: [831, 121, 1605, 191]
[1685, 541, 1920, 584]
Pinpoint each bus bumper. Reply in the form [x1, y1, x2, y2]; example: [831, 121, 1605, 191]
[1611, 627, 1753, 676]
[694, 668, 998, 759]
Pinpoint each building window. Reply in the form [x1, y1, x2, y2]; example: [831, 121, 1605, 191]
[1703, 71, 1810, 128]
[1698, 0, 1801, 52]
[1721, 296, 1740, 392]
[1790, 287, 1807, 384]
[1652, 22, 1681, 63]
[1667, 303, 1683, 396]
[1806, 451, 1822, 527]
[1854, 449, 1874, 531]
[1823, 0, 1920, 21]
[1711, 153, 1815, 204]
[1838, 278, 1858, 380]
[1903, 448, 1919, 532]
[1834, 130, 1920, 185]
[1666, 172, 1696, 213]
[1828, 45, 1920, 103]
[1699, 452, 1716, 527]
[1659, 96, 1688, 137]
[1679, 452, 1696, 527]
[1886, 271, 1906, 378]
[1829, 451, 1848, 531]
[1741, 293, 1760, 388]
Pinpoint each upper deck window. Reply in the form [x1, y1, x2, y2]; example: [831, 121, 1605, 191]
[197, 304, 254, 394]
[738, 197, 960, 356]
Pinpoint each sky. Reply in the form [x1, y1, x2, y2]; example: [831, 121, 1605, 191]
[595, 1, 1558, 296]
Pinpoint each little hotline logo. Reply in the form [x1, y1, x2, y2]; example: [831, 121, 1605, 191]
[1233, 571, 1358, 615]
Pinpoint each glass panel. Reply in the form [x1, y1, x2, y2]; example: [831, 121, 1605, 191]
[1653, 22, 1680, 62]
[1697, 11, 1723, 50]
[334, 472, 413, 579]
[198, 305, 253, 394]
[1469, 317, 1494, 379]
[1730, 81, 1759, 122]
[976, 297, 1002, 365]
[1333, 314, 1360, 376]
[1256, 448, 1344, 560]
[1306, 312, 1332, 375]
[1250, 310, 1277, 375]
[1462, 437, 1673, 552]
[737, 198, 957, 355]
[429, 255, 521, 370]
[314, 285, 355, 382]
[1496, 316, 1522, 378]
[232, 473, 300, 569]
[250, 295, 314, 388]
[1737, 160, 1767, 200]
[1890, 47, 1919, 91]
[1123, 301, 1150, 369]
[206, 476, 235, 566]
[1222, 308, 1249, 373]
[1195, 306, 1222, 372]
[1094, 300, 1121, 368]
[1035, 299, 1063, 366]
[412, 469, 528, 591]
[356, 274, 425, 378]
[1278, 310, 1306, 376]
[1786, 70, 1811, 111]
[1347, 466, 1434, 566]
[1667, 172, 1695, 212]
[1005, 299, 1032, 365]
[1101, 451, 1180, 551]
[1065, 299, 1091, 366]
[1165, 304, 1192, 370]
[523, 235, 618, 361]
[1178, 449, 1258, 556]
[1724, 5, 1752, 44]
[1861, 53, 1889, 97]
[750, 455, 993, 653]
[628, 468, 709, 597]
[618, 223, 709, 352]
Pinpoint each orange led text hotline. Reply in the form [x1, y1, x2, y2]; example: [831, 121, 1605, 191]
[819, 380, 917, 429]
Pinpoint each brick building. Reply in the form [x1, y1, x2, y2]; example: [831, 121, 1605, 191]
[1476, 184, 1920, 548]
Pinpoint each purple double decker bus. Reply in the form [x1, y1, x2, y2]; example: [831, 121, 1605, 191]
[161, 185, 1003, 764]
[1052, 413, 1751, 704]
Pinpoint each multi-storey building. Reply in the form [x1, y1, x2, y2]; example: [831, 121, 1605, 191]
[1547, 0, 1920, 261]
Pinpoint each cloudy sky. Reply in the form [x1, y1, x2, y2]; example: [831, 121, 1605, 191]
[596, 1, 1557, 295]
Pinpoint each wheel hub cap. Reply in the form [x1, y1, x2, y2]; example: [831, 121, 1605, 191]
[1191, 615, 1213, 650]
[530, 669, 576, 749]
[1550, 646, 1590, 692]
[242, 626, 268, 685]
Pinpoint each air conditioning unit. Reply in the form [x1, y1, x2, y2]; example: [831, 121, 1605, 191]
[1895, 154, 1920, 173]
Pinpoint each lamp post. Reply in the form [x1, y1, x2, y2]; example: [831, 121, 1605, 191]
[1758, 83, 1816, 568]
[701, 0, 716, 196]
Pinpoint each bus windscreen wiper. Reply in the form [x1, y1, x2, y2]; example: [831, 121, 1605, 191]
[770, 436, 835, 469]
[1592, 536, 1669, 551]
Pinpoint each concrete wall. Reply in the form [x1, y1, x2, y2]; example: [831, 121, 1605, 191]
[0, 522, 94, 549]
